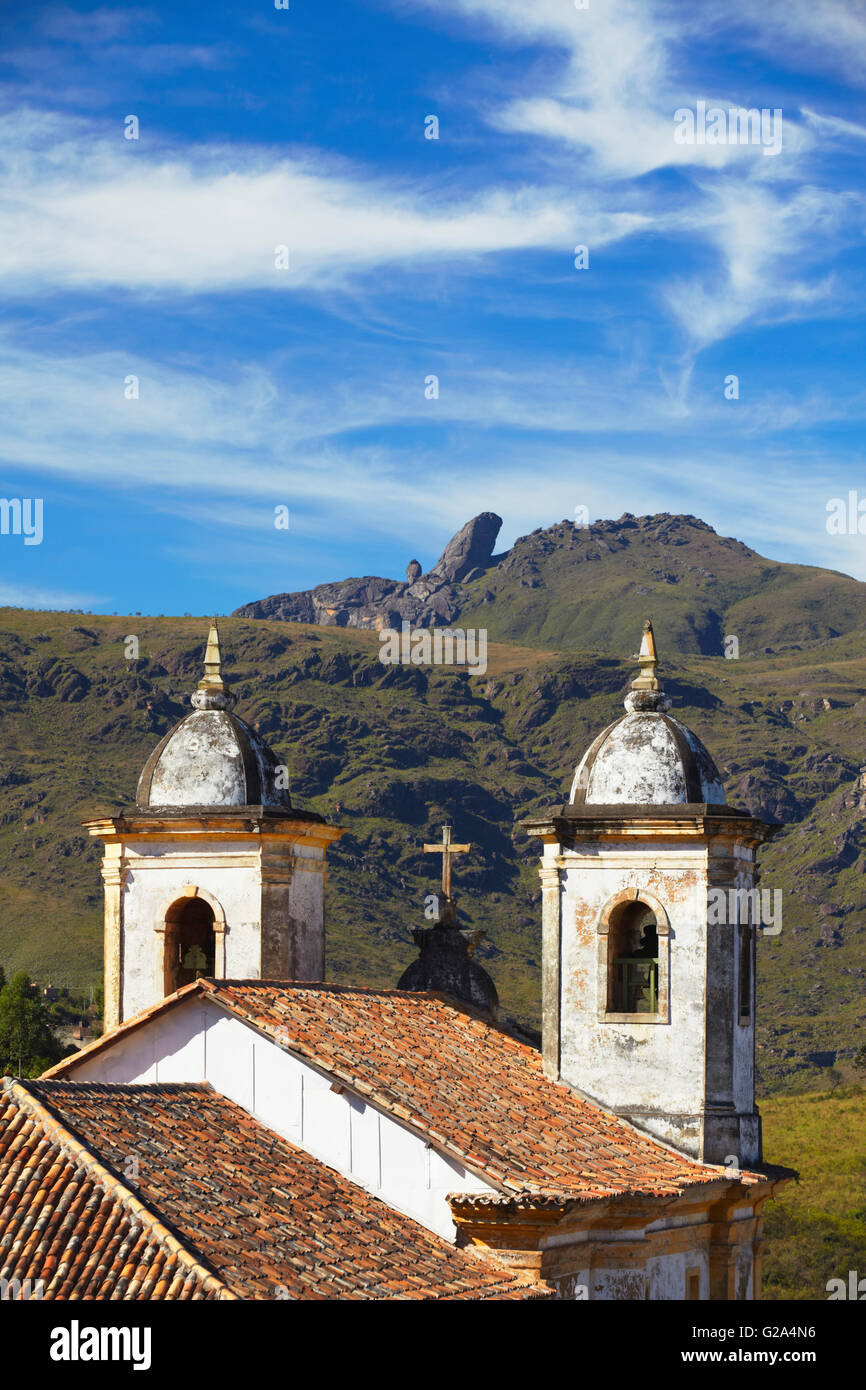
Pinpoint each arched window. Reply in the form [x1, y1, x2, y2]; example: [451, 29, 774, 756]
[163, 896, 216, 996]
[608, 899, 659, 1014]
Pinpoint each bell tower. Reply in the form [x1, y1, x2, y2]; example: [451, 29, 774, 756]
[85, 624, 344, 1029]
[523, 622, 777, 1166]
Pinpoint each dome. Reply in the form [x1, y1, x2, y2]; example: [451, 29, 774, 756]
[569, 621, 726, 808]
[136, 624, 293, 811]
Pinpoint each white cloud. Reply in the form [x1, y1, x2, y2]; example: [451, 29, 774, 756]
[0, 582, 103, 609]
[1, 331, 861, 537]
[0, 108, 646, 296]
[394, 0, 856, 353]
[719, 1, 866, 87]
[1, 331, 863, 583]
[37, 5, 156, 45]
[0, 331, 860, 498]
[404, 0, 811, 178]
[801, 108, 866, 141]
[662, 179, 853, 348]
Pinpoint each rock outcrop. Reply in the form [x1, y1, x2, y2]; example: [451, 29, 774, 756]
[234, 512, 503, 630]
[426, 512, 503, 584]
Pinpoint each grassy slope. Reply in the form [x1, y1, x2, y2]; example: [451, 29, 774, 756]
[762, 1087, 866, 1300]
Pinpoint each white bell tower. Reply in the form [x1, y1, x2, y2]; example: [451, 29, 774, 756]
[85, 624, 343, 1029]
[523, 622, 777, 1166]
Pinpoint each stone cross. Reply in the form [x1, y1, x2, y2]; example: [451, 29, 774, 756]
[424, 824, 471, 899]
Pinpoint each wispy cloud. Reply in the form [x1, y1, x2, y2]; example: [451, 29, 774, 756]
[0, 109, 645, 296]
[801, 108, 866, 141]
[0, 581, 104, 610]
[2, 330, 864, 575]
[1, 330, 861, 496]
[405, 0, 811, 177]
[719, 0, 866, 87]
[663, 179, 854, 349]
[0, 0, 862, 609]
[36, 5, 157, 45]
[397, 0, 859, 355]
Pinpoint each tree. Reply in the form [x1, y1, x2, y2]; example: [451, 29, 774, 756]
[0, 973, 63, 1077]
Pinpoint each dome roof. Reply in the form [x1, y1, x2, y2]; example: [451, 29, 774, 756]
[136, 624, 293, 812]
[570, 710, 725, 806]
[137, 708, 293, 810]
[569, 621, 726, 808]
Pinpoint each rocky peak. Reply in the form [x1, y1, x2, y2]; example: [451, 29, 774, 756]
[233, 512, 502, 630]
[428, 512, 502, 584]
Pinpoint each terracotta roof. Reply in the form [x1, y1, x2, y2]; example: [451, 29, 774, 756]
[49, 980, 770, 1201]
[0, 1079, 547, 1301]
[0, 1082, 223, 1300]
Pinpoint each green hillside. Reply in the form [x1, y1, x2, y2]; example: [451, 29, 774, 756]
[1, 602, 865, 1098]
[455, 514, 866, 655]
[762, 1086, 866, 1300]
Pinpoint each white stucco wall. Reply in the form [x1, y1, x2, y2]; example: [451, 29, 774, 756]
[552, 1237, 755, 1301]
[735, 1242, 755, 1301]
[550, 832, 761, 1163]
[646, 1247, 708, 1300]
[69, 997, 496, 1240]
[120, 846, 264, 1018]
[117, 837, 327, 1019]
[287, 867, 324, 970]
[556, 843, 709, 1141]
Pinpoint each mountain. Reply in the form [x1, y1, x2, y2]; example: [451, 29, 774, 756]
[234, 510, 866, 657]
[3, 531, 866, 1094]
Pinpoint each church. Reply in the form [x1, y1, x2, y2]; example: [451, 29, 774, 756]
[0, 621, 791, 1300]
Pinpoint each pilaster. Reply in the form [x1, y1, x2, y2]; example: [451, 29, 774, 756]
[540, 862, 563, 1080]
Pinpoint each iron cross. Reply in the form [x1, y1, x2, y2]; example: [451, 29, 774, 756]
[424, 824, 471, 898]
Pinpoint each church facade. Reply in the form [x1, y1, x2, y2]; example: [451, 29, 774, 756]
[0, 622, 792, 1301]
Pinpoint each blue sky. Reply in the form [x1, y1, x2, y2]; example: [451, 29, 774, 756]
[1, 0, 865, 613]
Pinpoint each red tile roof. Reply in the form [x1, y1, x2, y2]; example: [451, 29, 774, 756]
[1, 1079, 548, 1301]
[0, 1083, 223, 1300]
[49, 980, 772, 1201]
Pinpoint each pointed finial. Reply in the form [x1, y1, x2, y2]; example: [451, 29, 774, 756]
[202, 620, 224, 689]
[624, 618, 671, 713]
[631, 618, 661, 692]
[190, 620, 236, 711]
